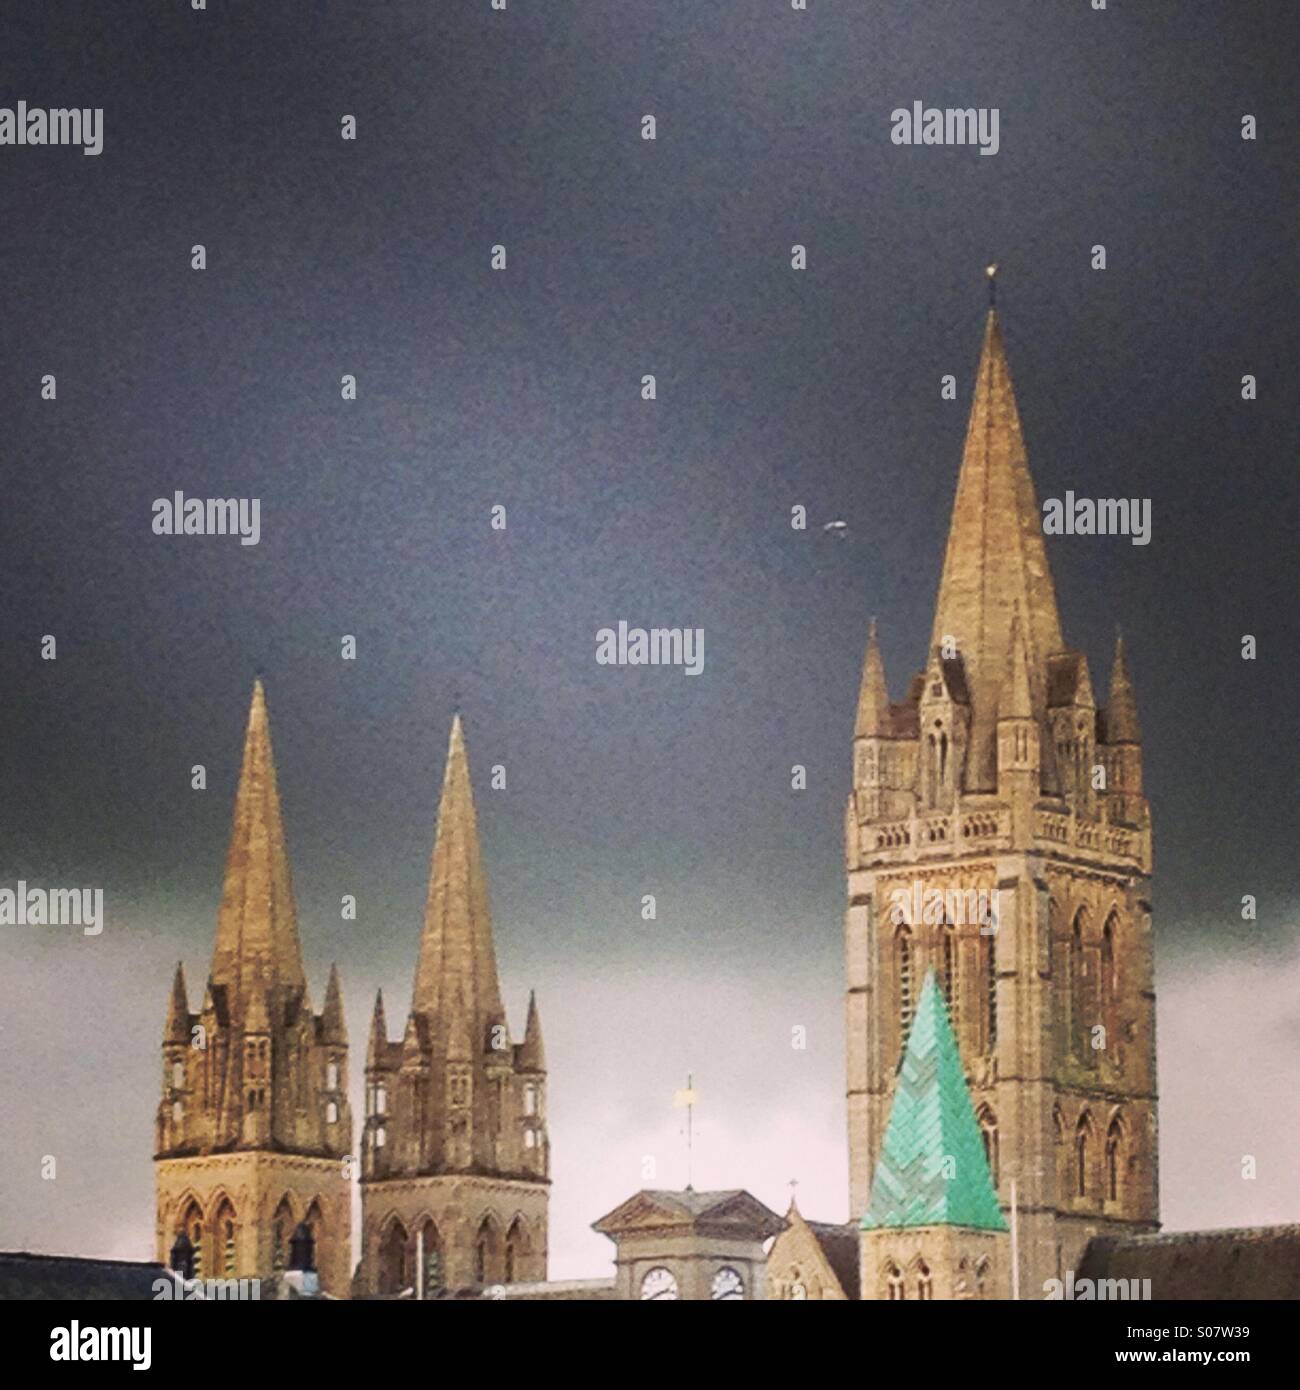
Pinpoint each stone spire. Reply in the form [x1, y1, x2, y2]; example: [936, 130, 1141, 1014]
[321, 963, 346, 1044]
[165, 962, 190, 1043]
[1107, 632, 1141, 743]
[411, 715, 506, 1042]
[854, 618, 892, 738]
[517, 990, 545, 1071]
[367, 989, 388, 1067]
[929, 307, 1065, 788]
[210, 680, 306, 1011]
[861, 971, 1006, 1233]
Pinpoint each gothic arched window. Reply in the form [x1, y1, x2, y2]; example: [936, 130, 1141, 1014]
[1075, 1111, 1093, 1198]
[984, 929, 998, 1052]
[896, 927, 914, 1044]
[420, 1219, 444, 1297]
[180, 1200, 203, 1282]
[886, 1261, 904, 1301]
[505, 1216, 530, 1285]
[941, 926, 957, 1022]
[1101, 913, 1119, 1016]
[977, 1105, 999, 1186]
[474, 1216, 499, 1286]
[1106, 1117, 1123, 1203]
[378, 1218, 408, 1296]
[916, 1259, 933, 1300]
[1070, 912, 1087, 1060]
[213, 1199, 236, 1277]
[303, 1201, 322, 1255]
[272, 1197, 293, 1273]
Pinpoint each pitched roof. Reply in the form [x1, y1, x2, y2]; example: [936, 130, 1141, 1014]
[861, 970, 1007, 1233]
[1078, 1226, 1300, 1300]
[0, 1252, 169, 1300]
[806, 1220, 861, 1299]
[593, 1188, 786, 1240]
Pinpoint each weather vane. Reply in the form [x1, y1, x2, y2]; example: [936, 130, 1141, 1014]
[673, 1073, 698, 1189]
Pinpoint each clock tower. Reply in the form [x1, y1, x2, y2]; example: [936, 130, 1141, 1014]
[593, 1189, 786, 1300]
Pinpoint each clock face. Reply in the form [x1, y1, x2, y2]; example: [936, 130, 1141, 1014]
[789, 1282, 807, 1301]
[640, 1267, 679, 1301]
[711, 1266, 744, 1300]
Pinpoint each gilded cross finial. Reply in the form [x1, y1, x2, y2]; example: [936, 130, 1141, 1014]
[986, 262, 998, 308]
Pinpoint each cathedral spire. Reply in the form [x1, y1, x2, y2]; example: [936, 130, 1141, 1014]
[929, 302, 1065, 788]
[322, 963, 346, 1044]
[411, 715, 506, 1041]
[367, 989, 388, 1067]
[165, 962, 190, 1043]
[518, 989, 545, 1071]
[1107, 631, 1141, 743]
[854, 618, 892, 738]
[210, 680, 307, 1012]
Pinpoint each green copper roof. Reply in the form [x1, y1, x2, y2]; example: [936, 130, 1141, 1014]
[861, 970, 1008, 1232]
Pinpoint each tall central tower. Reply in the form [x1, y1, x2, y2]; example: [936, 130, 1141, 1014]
[844, 298, 1157, 1296]
[356, 715, 549, 1296]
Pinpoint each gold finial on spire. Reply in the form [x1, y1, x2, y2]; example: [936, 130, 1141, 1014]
[986, 262, 998, 307]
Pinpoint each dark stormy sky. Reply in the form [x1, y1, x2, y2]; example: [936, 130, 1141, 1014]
[1, 2, 1297, 1278]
